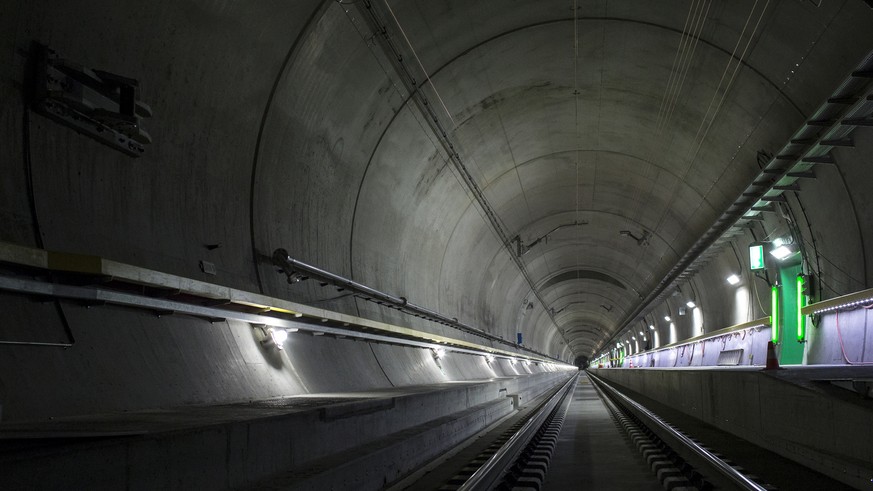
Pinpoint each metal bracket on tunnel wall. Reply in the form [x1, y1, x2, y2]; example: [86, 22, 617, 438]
[28, 42, 152, 157]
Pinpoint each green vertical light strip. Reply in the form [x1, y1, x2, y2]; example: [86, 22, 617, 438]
[771, 285, 780, 344]
[797, 275, 806, 342]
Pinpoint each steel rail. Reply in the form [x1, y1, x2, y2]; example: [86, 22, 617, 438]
[457, 372, 579, 490]
[588, 372, 769, 491]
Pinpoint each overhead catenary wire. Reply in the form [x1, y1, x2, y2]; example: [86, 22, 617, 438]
[619, 0, 717, 308]
[604, 1, 771, 355]
[642, 0, 767, 238]
[623, 0, 705, 235]
[686, 0, 770, 166]
[381, 0, 457, 128]
[346, 0, 574, 355]
[630, 0, 764, 232]
[654, 0, 699, 128]
[659, 0, 713, 131]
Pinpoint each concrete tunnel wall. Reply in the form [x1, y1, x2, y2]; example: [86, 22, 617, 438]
[2, 1, 873, 422]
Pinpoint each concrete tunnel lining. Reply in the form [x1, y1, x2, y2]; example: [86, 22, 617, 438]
[2, 2, 873, 487]
[245, 2, 863, 356]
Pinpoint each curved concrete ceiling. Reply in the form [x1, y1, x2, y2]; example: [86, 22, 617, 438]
[246, 0, 873, 360]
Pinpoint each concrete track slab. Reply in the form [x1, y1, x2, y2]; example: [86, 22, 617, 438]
[0, 378, 523, 439]
[0, 372, 572, 490]
[544, 374, 662, 490]
[610, 379, 856, 491]
[592, 367, 873, 488]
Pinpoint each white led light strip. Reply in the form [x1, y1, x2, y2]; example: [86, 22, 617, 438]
[812, 298, 873, 314]
[803, 287, 873, 316]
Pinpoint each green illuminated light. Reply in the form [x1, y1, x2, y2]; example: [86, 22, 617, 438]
[797, 275, 806, 342]
[771, 285, 780, 344]
[750, 244, 765, 270]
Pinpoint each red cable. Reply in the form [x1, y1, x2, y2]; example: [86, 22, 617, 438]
[835, 310, 873, 365]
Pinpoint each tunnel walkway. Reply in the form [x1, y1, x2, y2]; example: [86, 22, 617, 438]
[543, 374, 663, 490]
[0, 372, 571, 490]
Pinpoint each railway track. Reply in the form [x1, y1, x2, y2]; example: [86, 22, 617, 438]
[398, 371, 818, 491]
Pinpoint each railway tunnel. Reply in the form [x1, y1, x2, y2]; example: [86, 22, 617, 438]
[2, 0, 873, 489]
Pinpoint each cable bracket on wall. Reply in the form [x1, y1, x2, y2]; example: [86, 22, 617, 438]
[28, 42, 152, 157]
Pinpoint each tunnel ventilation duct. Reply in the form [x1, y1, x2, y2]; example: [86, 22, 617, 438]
[29, 42, 152, 157]
[271, 249, 557, 360]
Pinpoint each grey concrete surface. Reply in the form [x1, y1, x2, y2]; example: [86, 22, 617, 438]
[1, 371, 572, 490]
[2, 0, 873, 488]
[591, 366, 873, 489]
[544, 374, 662, 490]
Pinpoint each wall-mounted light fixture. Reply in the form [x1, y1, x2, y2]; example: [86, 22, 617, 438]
[726, 274, 741, 285]
[262, 327, 296, 350]
[770, 245, 793, 260]
[270, 328, 288, 347]
[770, 237, 795, 260]
[810, 295, 873, 314]
[649, 325, 655, 331]
[686, 301, 696, 309]
[664, 315, 671, 322]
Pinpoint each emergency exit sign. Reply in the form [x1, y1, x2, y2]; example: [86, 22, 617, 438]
[749, 244, 765, 270]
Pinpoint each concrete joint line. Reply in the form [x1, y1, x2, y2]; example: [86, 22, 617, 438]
[353, 0, 571, 352]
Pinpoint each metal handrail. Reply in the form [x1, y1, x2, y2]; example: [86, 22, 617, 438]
[458, 372, 579, 490]
[0, 274, 563, 363]
[273, 249, 562, 362]
[588, 372, 768, 491]
[623, 317, 770, 363]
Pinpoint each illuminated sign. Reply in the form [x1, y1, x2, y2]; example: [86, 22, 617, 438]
[749, 244, 765, 270]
